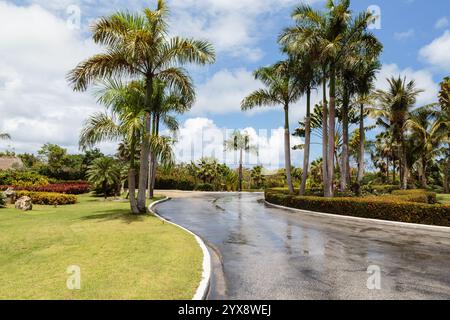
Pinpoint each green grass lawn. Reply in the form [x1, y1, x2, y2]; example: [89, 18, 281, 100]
[437, 194, 450, 205]
[0, 194, 202, 300]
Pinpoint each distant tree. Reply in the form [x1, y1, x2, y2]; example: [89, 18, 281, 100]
[224, 131, 258, 192]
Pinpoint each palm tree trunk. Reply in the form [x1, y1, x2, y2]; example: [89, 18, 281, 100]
[392, 155, 396, 185]
[300, 88, 311, 196]
[401, 142, 408, 190]
[239, 148, 243, 192]
[357, 103, 365, 183]
[129, 134, 139, 214]
[137, 77, 153, 213]
[340, 90, 349, 192]
[322, 76, 329, 196]
[421, 157, 428, 188]
[284, 104, 294, 194]
[149, 114, 160, 199]
[444, 156, 450, 194]
[326, 68, 336, 198]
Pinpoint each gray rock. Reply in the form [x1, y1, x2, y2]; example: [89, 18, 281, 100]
[15, 196, 33, 211]
[4, 187, 16, 205]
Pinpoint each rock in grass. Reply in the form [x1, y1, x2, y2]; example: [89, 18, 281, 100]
[4, 188, 17, 205]
[15, 196, 33, 211]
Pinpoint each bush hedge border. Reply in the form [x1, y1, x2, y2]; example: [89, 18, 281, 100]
[265, 190, 450, 227]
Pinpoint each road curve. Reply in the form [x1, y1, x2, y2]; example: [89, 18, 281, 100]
[154, 192, 450, 300]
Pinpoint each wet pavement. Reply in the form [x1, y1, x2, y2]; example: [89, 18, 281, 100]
[154, 192, 450, 300]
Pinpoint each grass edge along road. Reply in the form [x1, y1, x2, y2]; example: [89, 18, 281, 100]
[0, 194, 202, 300]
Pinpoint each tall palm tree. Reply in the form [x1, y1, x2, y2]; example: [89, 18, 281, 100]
[242, 60, 303, 194]
[87, 157, 121, 199]
[405, 105, 448, 188]
[68, 0, 215, 213]
[148, 80, 193, 199]
[353, 60, 380, 184]
[224, 130, 258, 192]
[439, 77, 450, 193]
[373, 77, 423, 189]
[280, 0, 380, 197]
[80, 79, 145, 213]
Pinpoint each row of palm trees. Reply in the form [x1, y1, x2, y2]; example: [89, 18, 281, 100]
[68, 0, 215, 214]
[242, 0, 382, 197]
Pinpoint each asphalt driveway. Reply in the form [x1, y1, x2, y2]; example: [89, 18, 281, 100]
[154, 192, 450, 300]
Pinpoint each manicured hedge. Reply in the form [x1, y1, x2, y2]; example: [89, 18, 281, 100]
[392, 189, 437, 204]
[16, 191, 77, 205]
[155, 177, 196, 191]
[265, 190, 450, 227]
[0, 182, 91, 195]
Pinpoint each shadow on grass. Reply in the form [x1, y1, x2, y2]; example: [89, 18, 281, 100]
[80, 209, 148, 224]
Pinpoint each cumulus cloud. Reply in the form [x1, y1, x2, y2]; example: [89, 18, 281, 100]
[419, 30, 450, 71]
[170, 118, 303, 169]
[169, 0, 321, 62]
[375, 63, 439, 106]
[0, 2, 102, 154]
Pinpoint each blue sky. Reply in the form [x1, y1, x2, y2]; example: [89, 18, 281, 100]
[0, 0, 449, 168]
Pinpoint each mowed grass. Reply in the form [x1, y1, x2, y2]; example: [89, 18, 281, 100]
[0, 194, 202, 300]
[437, 194, 450, 205]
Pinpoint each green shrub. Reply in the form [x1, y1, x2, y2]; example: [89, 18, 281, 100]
[195, 183, 214, 192]
[155, 177, 196, 191]
[392, 189, 437, 204]
[16, 191, 77, 205]
[364, 184, 400, 194]
[265, 190, 450, 227]
[0, 170, 49, 188]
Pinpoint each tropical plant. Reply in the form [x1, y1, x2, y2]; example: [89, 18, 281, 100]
[373, 77, 424, 189]
[224, 131, 258, 192]
[280, 0, 381, 197]
[87, 157, 121, 199]
[68, 0, 215, 213]
[242, 60, 302, 194]
[405, 105, 449, 188]
[250, 166, 266, 189]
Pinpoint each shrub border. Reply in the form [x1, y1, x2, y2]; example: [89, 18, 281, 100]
[149, 198, 211, 300]
[264, 199, 450, 232]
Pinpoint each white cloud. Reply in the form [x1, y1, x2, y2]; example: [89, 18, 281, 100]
[170, 117, 303, 169]
[393, 29, 415, 40]
[169, 0, 320, 62]
[435, 17, 449, 29]
[376, 63, 439, 106]
[0, 2, 102, 154]
[419, 30, 450, 71]
[190, 69, 261, 115]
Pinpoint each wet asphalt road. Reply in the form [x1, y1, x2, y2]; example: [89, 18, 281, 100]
[155, 192, 450, 300]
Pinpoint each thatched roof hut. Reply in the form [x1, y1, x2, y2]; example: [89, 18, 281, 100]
[0, 157, 24, 170]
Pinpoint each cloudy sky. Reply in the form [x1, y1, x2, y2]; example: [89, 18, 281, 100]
[0, 0, 449, 168]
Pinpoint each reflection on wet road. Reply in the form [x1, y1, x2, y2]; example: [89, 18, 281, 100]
[155, 192, 450, 300]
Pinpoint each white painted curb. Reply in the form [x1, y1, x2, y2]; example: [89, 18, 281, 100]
[265, 200, 450, 232]
[149, 198, 211, 300]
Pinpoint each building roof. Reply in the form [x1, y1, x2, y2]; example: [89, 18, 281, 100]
[0, 157, 24, 170]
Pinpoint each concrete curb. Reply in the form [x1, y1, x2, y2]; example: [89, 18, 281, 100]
[265, 200, 450, 233]
[149, 198, 211, 300]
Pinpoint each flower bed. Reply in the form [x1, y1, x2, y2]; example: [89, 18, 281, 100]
[16, 191, 77, 205]
[0, 182, 90, 195]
